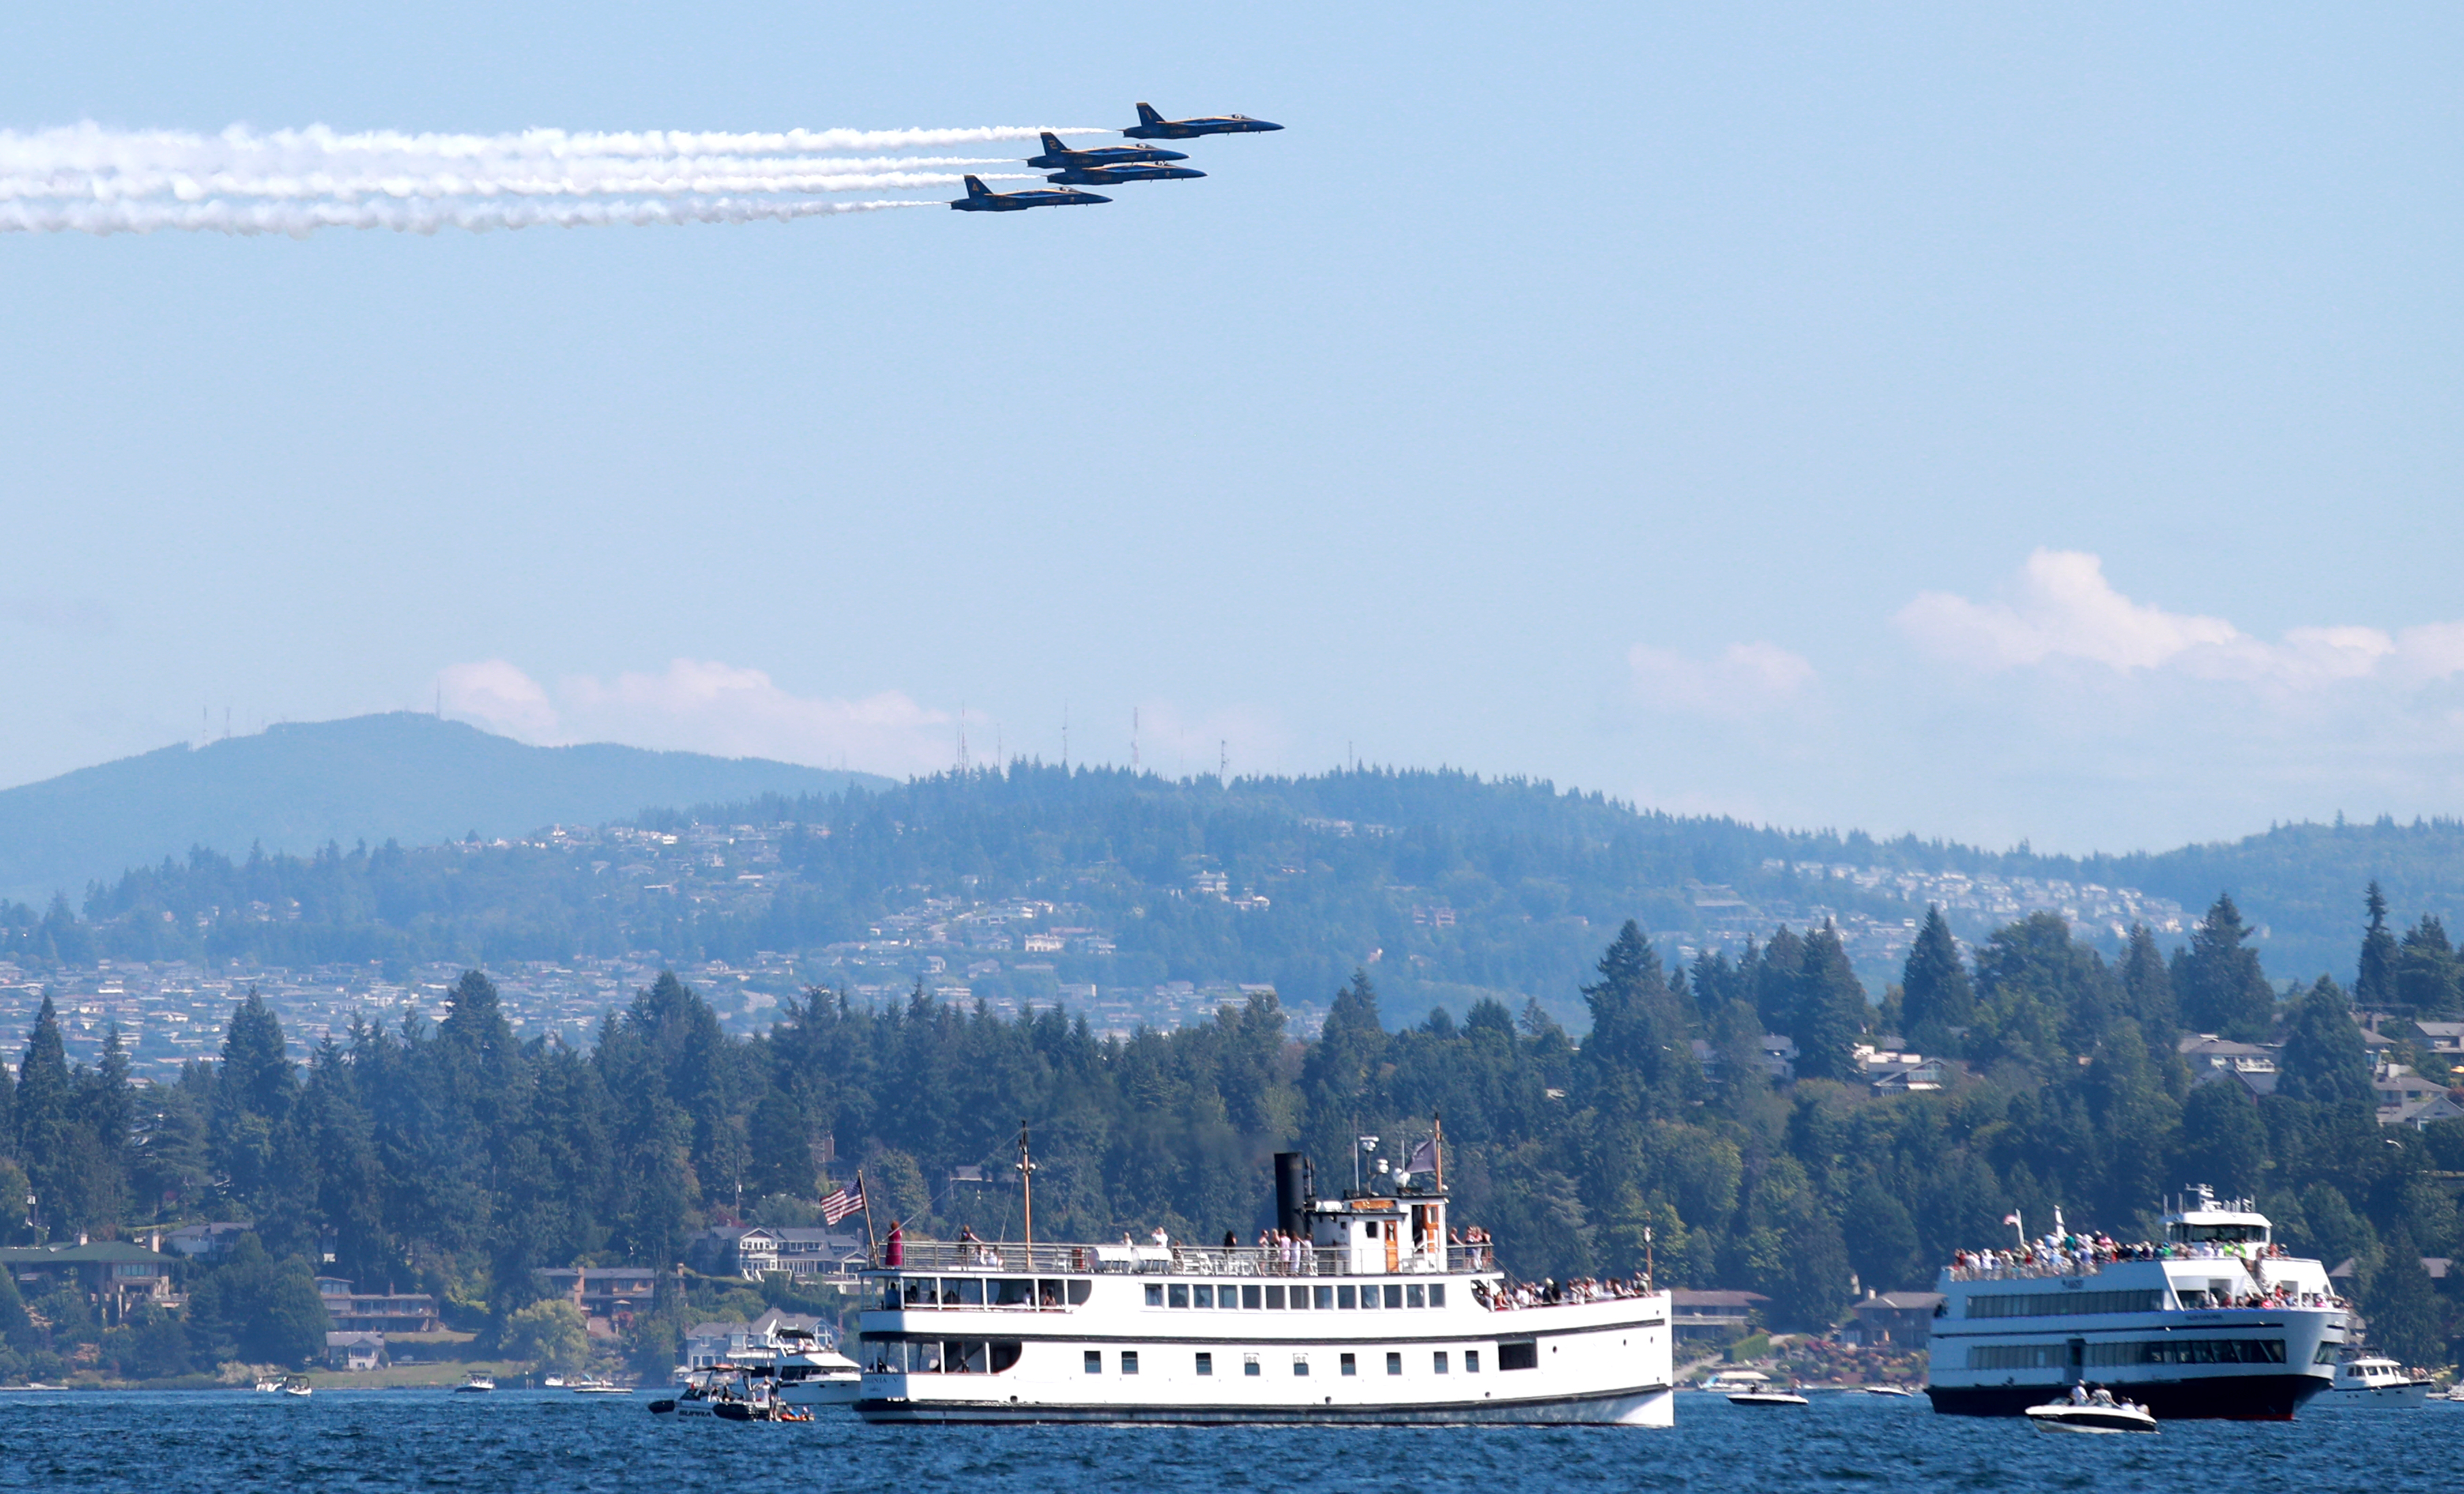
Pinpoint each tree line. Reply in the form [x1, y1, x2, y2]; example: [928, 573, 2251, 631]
[1, 881, 2459, 1380]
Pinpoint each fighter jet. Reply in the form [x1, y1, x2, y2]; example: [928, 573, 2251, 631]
[948, 175, 1111, 212]
[1043, 162, 1206, 186]
[1121, 102, 1283, 140]
[1025, 132, 1189, 171]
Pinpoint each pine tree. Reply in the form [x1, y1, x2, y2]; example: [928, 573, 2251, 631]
[1791, 924, 1868, 1082]
[2118, 924, 2177, 1038]
[2364, 1227, 2442, 1365]
[2175, 894, 2276, 1041]
[1577, 921, 1693, 1121]
[1899, 907, 1973, 1052]
[2396, 916, 2461, 1018]
[2355, 882, 2400, 1011]
[2277, 977, 2373, 1119]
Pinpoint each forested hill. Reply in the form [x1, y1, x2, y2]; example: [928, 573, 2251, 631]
[7, 760, 2464, 1020]
[0, 713, 889, 907]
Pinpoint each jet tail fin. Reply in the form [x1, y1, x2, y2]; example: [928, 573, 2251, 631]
[1135, 103, 1164, 126]
[1040, 132, 1066, 152]
[963, 175, 991, 198]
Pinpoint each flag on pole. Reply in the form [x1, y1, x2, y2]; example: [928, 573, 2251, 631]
[822, 1175, 866, 1226]
[2002, 1213, 2021, 1227]
[1406, 1136, 1439, 1176]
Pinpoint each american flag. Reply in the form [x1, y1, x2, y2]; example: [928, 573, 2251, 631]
[821, 1175, 866, 1226]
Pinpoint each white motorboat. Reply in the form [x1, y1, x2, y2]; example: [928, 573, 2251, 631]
[454, 1373, 496, 1393]
[2326, 1356, 2432, 1408]
[2026, 1395, 2157, 1433]
[571, 1376, 631, 1394]
[253, 1376, 282, 1393]
[1861, 1384, 1913, 1397]
[282, 1379, 313, 1397]
[1728, 1386, 1810, 1407]
[1699, 1369, 1772, 1394]
[541, 1376, 566, 1389]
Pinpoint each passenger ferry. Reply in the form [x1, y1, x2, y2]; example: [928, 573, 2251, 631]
[1926, 1187, 2344, 1420]
[854, 1149, 1673, 1424]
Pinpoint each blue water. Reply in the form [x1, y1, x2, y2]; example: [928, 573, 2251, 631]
[1, 1388, 2452, 1491]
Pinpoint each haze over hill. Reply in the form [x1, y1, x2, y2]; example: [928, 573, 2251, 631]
[0, 713, 890, 906]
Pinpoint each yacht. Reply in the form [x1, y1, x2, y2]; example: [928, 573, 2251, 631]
[762, 1325, 863, 1408]
[854, 1146, 1674, 1425]
[1925, 1187, 2343, 1420]
[2325, 1356, 2432, 1408]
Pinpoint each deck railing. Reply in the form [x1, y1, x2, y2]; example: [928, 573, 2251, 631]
[867, 1240, 1499, 1280]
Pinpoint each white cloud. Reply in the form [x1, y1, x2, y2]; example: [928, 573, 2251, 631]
[1896, 549, 2464, 690]
[441, 657, 953, 775]
[1628, 640, 1816, 718]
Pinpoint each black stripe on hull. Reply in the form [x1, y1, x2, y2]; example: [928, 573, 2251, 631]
[857, 1384, 1670, 1425]
[1927, 1374, 2330, 1422]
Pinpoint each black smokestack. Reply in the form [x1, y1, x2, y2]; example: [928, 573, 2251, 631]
[1275, 1152, 1309, 1238]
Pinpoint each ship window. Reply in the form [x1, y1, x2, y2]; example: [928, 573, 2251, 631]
[1434, 1352, 1450, 1374]
[994, 1279, 1034, 1307]
[1121, 1351, 1140, 1375]
[1294, 1355, 1309, 1377]
[950, 1340, 989, 1374]
[1266, 1285, 1287, 1309]
[903, 1278, 937, 1306]
[1386, 1352, 1403, 1376]
[1245, 1354, 1261, 1377]
[1243, 1285, 1262, 1309]
[1407, 1284, 1426, 1309]
[1221, 1284, 1241, 1310]
[1196, 1352, 1213, 1376]
[1194, 1285, 1214, 1309]
[1499, 1341, 1539, 1371]
[952, 1278, 985, 1306]
[1168, 1284, 1190, 1309]
[1315, 1286, 1336, 1310]
[1145, 1284, 1164, 1307]
[1429, 1284, 1446, 1308]
[1039, 1280, 1063, 1308]
[990, 1341, 1022, 1374]
[1085, 1350, 1102, 1374]
[1467, 1350, 1481, 1374]
[1341, 1353, 1358, 1376]
[2316, 1344, 2338, 1364]
[1068, 1280, 1093, 1306]
[1384, 1285, 1404, 1310]
[1339, 1286, 1358, 1310]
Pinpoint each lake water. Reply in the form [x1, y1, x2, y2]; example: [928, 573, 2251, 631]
[3, 1387, 2454, 1492]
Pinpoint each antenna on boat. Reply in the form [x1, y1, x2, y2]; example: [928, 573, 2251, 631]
[1017, 1120, 1038, 1252]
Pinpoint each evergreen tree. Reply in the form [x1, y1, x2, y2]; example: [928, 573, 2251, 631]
[2177, 1081, 2267, 1199]
[2277, 977, 2374, 1119]
[2365, 1227, 2442, 1365]
[1576, 922, 1694, 1121]
[14, 998, 74, 1235]
[2118, 924, 2178, 1039]
[1842, 1174, 1923, 1292]
[2175, 894, 2276, 1041]
[2356, 882, 2401, 1011]
[1789, 924, 1868, 1082]
[2396, 916, 2462, 1018]
[1899, 907, 1974, 1053]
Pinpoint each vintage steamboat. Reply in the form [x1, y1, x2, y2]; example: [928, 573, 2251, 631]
[854, 1149, 1674, 1425]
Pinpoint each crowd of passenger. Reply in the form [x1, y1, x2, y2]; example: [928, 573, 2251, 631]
[1473, 1273, 1654, 1310]
[1949, 1229, 2291, 1280]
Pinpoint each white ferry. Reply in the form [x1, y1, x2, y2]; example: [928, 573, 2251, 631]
[854, 1149, 1673, 1425]
[2324, 1356, 2432, 1408]
[1926, 1187, 2344, 1420]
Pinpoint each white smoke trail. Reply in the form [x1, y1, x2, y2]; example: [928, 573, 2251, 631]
[0, 166, 1036, 201]
[0, 123, 1110, 176]
[0, 195, 940, 238]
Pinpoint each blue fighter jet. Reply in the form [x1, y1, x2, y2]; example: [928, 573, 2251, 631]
[948, 175, 1111, 212]
[1121, 102, 1283, 140]
[1025, 132, 1189, 170]
[1044, 162, 1206, 186]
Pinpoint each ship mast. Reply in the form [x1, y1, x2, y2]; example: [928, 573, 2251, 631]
[1017, 1120, 1038, 1251]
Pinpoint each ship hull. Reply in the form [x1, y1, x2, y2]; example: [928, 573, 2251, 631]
[858, 1384, 1674, 1426]
[1927, 1372, 2329, 1421]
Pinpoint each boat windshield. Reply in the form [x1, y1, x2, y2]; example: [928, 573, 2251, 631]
[2169, 1222, 2267, 1245]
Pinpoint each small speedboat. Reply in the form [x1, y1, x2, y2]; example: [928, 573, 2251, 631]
[454, 1374, 496, 1394]
[1730, 1387, 1811, 1407]
[281, 1379, 313, 1397]
[541, 1376, 565, 1389]
[1862, 1384, 1913, 1397]
[253, 1377, 282, 1393]
[571, 1376, 630, 1394]
[2026, 1398, 2157, 1434]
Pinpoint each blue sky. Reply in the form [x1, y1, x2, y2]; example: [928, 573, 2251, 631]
[3, 3, 2462, 854]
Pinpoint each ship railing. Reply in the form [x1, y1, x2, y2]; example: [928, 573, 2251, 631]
[867, 1240, 1497, 1279]
[1945, 1258, 2117, 1282]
